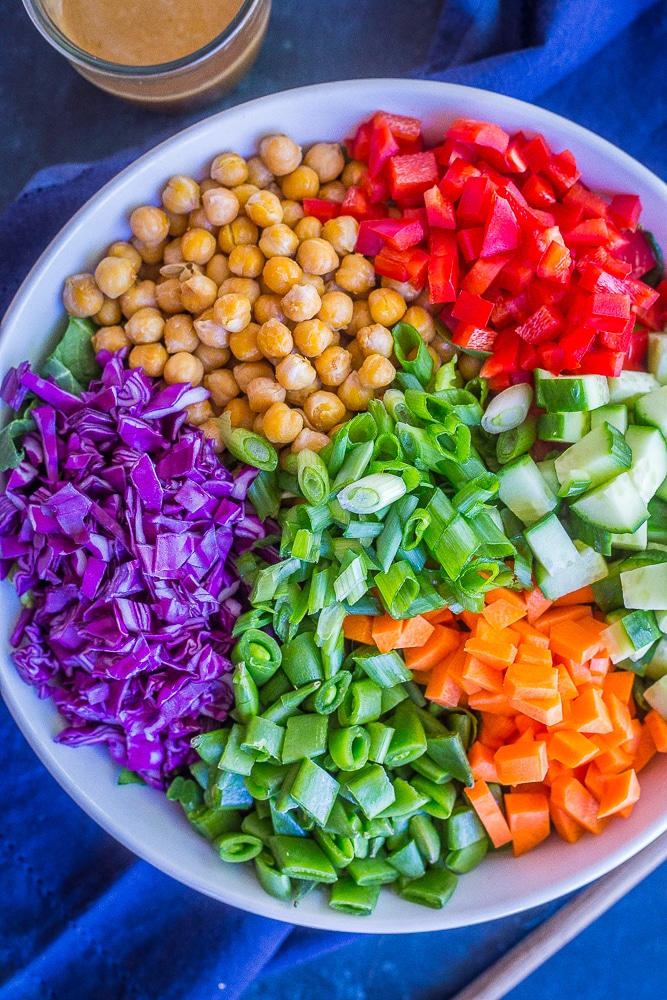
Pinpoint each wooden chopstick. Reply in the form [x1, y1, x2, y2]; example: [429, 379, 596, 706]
[448, 830, 667, 1000]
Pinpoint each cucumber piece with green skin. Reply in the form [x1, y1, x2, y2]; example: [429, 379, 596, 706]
[611, 522, 648, 551]
[607, 370, 661, 405]
[656, 476, 667, 503]
[621, 562, 667, 610]
[536, 458, 560, 496]
[540, 375, 609, 413]
[590, 404, 629, 433]
[534, 368, 556, 408]
[657, 610, 667, 633]
[538, 411, 590, 444]
[524, 513, 580, 575]
[644, 673, 667, 720]
[570, 472, 649, 534]
[591, 562, 625, 614]
[626, 425, 667, 503]
[600, 609, 662, 664]
[634, 385, 667, 437]
[534, 540, 608, 601]
[647, 332, 667, 386]
[554, 422, 632, 497]
[496, 454, 559, 527]
[569, 510, 612, 557]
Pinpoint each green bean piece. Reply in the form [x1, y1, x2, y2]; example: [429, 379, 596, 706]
[388, 839, 426, 878]
[281, 631, 324, 686]
[411, 776, 458, 820]
[399, 868, 458, 909]
[377, 778, 429, 818]
[232, 606, 272, 638]
[322, 799, 362, 838]
[258, 668, 291, 708]
[410, 753, 451, 785]
[445, 805, 487, 851]
[188, 807, 242, 842]
[329, 878, 381, 916]
[268, 835, 338, 883]
[191, 729, 229, 766]
[365, 721, 395, 765]
[409, 814, 441, 865]
[241, 716, 285, 764]
[290, 757, 340, 826]
[345, 764, 396, 819]
[384, 700, 427, 768]
[362, 816, 394, 839]
[311, 671, 351, 716]
[274, 762, 300, 813]
[255, 850, 293, 902]
[231, 663, 260, 724]
[445, 837, 489, 874]
[426, 733, 474, 786]
[380, 683, 409, 715]
[215, 831, 264, 863]
[446, 710, 478, 751]
[219, 724, 255, 777]
[244, 761, 289, 801]
[261, 680, 321, 725]
[338, 678, 384, 726]
[347, 856, 398, 886]
[321, 628, 345, 680]
[232, 629, 282, 686]
[269, 799, 309, 838]
[352, 833, 370, 859]
[352, 646, 413, 689]
[214, 770, 255, 810]
[411, 704, 450, 737]
[241, 811, 274, 844]
[190, 759, 210, 789]
[313, 828, 355, 869]
[328, 725, 371, 772]
[282, 713, 329, 764]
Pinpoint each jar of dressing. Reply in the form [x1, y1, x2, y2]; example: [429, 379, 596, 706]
[21, 0, 271, 111]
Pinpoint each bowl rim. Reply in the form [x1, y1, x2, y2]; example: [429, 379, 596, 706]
[3, 77, 667, 934]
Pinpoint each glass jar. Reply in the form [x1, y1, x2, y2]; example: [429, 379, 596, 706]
[21, 0, 271, 112]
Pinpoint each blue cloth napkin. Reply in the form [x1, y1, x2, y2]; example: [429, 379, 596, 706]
[3, 2, 667, 999]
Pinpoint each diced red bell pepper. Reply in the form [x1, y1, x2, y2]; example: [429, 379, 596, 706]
[461, 253, 515, 295]
[615, 229, 660, 279]
[479, 328, 521, 377]
[457, 176, 495, 226]
[360, 217, 426, 251]
[346, 120, 372, 162]
[428, 254, 459, 304]
[373, 111, 422, 147]
[543, 150, 581, 195]
[301, 198, 341, 223]
[526, 279, 567, 312]
[608, 194, 642, 232]
[340, 185, 384, 221]
[361, 169, 391, 204]
[490, 293, 518, 329]
[387, 151, 439, 203]
[374, 245, 430, 287]
[598, 316, 633, 352]
[550, 201, 584, 232]
[605, 224, 630, 254]
[559, 326, 597, 367]
[586, 291, 632, 332]
[536, 241, 572, 282]
[563, 218, 610, 247]
[368, 120, 400, 178]
[521, 134, 552, 173]
[457, 227, 484, 262]
[429, 228, 458, 258]
[518, 339, 541, 370]
[622, 275, 660, 310]
[440, 159, 481, 200]
[522, 174, 556, 210]
[432, 139, 477, 168]
[487, 373, 513, 391]
[537, 341, 567, 373]
[355, 220, 387, 256]
[452, 324, 497, 352]
[447, 119, 510, 155]
[423, 185, 456, 229]
[497, 257, 534, 295]
[480, 194, 521, 257]
[451, 289, 494, 328]
[499, 186, 553, 231]
[504, 140, 528, 174]
[515, 304, 565, 344]
[577, 349, 624, 376]
[563, 182, 609, 220]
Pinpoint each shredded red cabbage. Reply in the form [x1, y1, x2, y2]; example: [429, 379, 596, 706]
[0, 353, 264, 787]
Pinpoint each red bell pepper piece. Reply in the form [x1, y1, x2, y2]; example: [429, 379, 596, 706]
[521, 134, 552, 173]
[480, 194, 521, 257]
[447, 119, 510, 155]
[346, 121, 372, 163]
[586, 291, 632, 332]
[387, 151, 439, 203]
[429, 228, 458, 258]
[504, 140, 528, 174]
[457, 176, 495, 226]
[451, 290, 494, 328]
[598, 317, 633, 352]
[563, 218, 610, 247]
[457, 227, 484, 262]
[559, 326, 597, 368]
[432, 139, 476, 168]
[372, 111, 422, 147]
[301, 198, 340, 223]
[440, 159, 481, 200]
[360, 217, 426, 252]
[461, 252, 515, 295]
[577, 349, 624, 376]
[515, 304, 564, 344]
[423, 185, 456, 229]
[522, 174, 556, 210]
[537, 341, 567, 373]
[368, 120, 400, 178]
[536, 241, 572, 282]
[518, 339, 541, 370]
[340, 185, 377, 220]
[615, 229, 661, 279]
[498, 257, 534, 295]
[550, 201, 584, 232]
[355, 221, 387, 256]
[361, 169, 391, 205]
[608, 194, 642, 232]
[543, 150, 580, 195]
[479, 328, 521, 377]
[452, 324, 497, 352]
[427, 254, 459, 304]
[563, 182, 609, 220]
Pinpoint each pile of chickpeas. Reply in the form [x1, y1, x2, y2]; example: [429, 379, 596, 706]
[62, 132, 462, 458]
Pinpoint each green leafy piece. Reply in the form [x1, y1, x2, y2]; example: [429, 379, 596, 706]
[0, 415, 35, 471]
[43, 316, 100, 391]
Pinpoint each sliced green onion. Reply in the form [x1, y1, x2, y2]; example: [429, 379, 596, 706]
[352, 645, 412, 689]
[334, 552, 367, 604]
[392, 321, 434, 386]
[396, 422, 446, 472]
[481, 382, 534, 434]
[429, 415, 472, 464]
[331, 439, 375, 491]
[372, 432, 402, 464]
[312, 671, 352, 715]
[496, 415, 538, 465]
[338, 678, 384, 726]
[307, 564, 335, 615]
[452, 472, 499, 517]
[337, 473, 407, 514]
[247, 469, 281, 520]
[217, 412, 278, 471]
[367, 398, 394, 436]
[296, 448, 330, 505]
[374, 560, 419, 619]
[232, 628, 282, 686]
[383, 388, 419, 426]
[291, 527, 321, 563]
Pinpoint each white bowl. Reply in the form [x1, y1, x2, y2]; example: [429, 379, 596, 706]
[2, 79, 667, 934]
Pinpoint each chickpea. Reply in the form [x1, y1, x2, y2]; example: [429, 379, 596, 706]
[258, 223, 299, 259]
[313, 345, 353, 386]
[281, 282, 321, 322]
[210, 152, 249, 187]
[346, 299, 373, 335]
[259, 134, 302, 176]
[253, 412, 265, 435]
[318, 290, 354, 330]
[219, 276, 261, 305]
[321, 215, 359, 255]
[164, 209, 189, 237]
[186, 399, 216, 425]
[429, 333, 457, 366]
[213, 293, 252, 332]
[246, 376, 287, 412]
[155, 277, 183, 314]
[164, 313, 199, 353]
[291, 428, 330, 453]
[299, 273, 326, 296]
[381, 276, 422, 302]
[129, 205, 170, 244]
[218, 216, 259, 254]
[232, 183, 260, 210]
[319, 181, 346, 203]
[245, 190, 283, 228]
[281, 165, 320, 202]
[93, 296, 123, 327]
[297, 238, 339, 276]
[229, 323, 262, 362]
[199, 178, 219, 194]
[257, 318, 293, 358]
[63, 273, 105, 317]
[180, 228, 217, 265]
[202, 186, 240, 227]
[285, 378, 320, 407]
[162, 175, 200, 215]
[294, 216, 322, 242]
[358, 353, 396, 390]
[224, 396, 255, 430]
[245, 155, 274, 189]
[368, 287, 407, 327]
[128, 343, 169, 377]
[228, 244, 265, 278]
[132, 237, 168, 265]
[179, 272, 218, 314]
[275, 353, 317, 391]
[356, 323, 394, 358]
[262, 256, 302, 295]
[281, 200, 305, 228]
[205, 253, 231, 285]
[262, 401, 303, 444]
[188, 206, 217, 234]
[107, 241, 143, 272]
[120, 278, 157, 319]
[162, 237, 185, 265]
[427, 345, 442, 373]
[253, 293, 288, 326]
[458, 353, 484, 381]
[336, 254, 376, 295]
[338, 371, 374, 411]
[194, 309, 229, 348]
[204, 369, 240, 406]
[233, 361, 274, 392]
[402, 305, 436, 344]
[125, 306, 165, 344]
[194, 342, 230, 372]
[303, 390, 346, 432]
[93, 256, 136, 300]
[91, 325, 130, 354]
[341, 160, 366, 188]
[293, 318, 334, 358]
[304, 142, 345, 183]
[201, 419, 225, 453]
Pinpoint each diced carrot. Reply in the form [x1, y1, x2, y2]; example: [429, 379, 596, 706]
[524, 585, 553, 623]
[602, 671, 635, 705]
[516, 644, 553, 669]
[549, 800, 585, 843]
[479, 712, 518, 748]
[644, 710, 667, 753]
[421, 608, 455, 625]
[395, 615, 436, 649]
[557, 664, 579, 702]
[474, 619, 522, 645]
[459, 609, 481, 631]
[512, 619, 551, 649]
[533, 605, 592, 631]
[504, 791, 551, 856]
[589, 655, 611, 683]
[464, 637, 518, 669]
[403, 624, 462, 671]
[424, 653, 462, 707]
[545, 758, 572, 787]
[552, 585, 596, 606]
[583, 760, 606, 801]
[445, 644, 483, 695]
[547, 696, 574, 733]
[633, 724, 657, 773]
[465, 778, 514, 848]
[504, 660, 559, 700]
[343, 614, 374, 644]
[547, 729, 599, 768]
[482, 597, 527, 631]
[550, 773, 606, 834]
[601, 692, 634, 748]
[597, 768, 640, 819]
[549, 619, 602, 665]
[562, 657, 593, 688]
[468, 740, 499, 781]
[508, 691, 563, 727]
[621, 717, 642, 757]
[485, 587, 528, 610]
[463, 654, 504, 693]
[570, 688, 613, 734]
[589, 736, 633, 775]
[371, 613, 405, 654]
[468, 689, 517, 715]
[410, 668, 434, 686]
[515, 714, 545, 737]
[494, 740, 548, 785]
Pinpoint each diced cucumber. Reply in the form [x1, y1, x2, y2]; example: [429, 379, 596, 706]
[642, 637, 667, 681]
[600, 609, 661, 664]
[591, 562, 624, 614]
[607, 370, 660, 405]
[625, 425, 667, 503]
[524, 513, 580, 576]
[536, 458, 560, 496]
[538, 411, 591, 444]
[534, 540, 608, 601]
[657, 610, 667, 633]
[569, 510, 612, 557]
[554, 422, 632, 497]
[634, 385, 667, 437]
[656, 476, 667, 503]
[534, 368, 555, 408]
[541, 375, 609, 413]
[590, 404, 628, 433]
[621, 562, 667, 610]
[648, 331, 667, 385]
[496, 454, 559, 527]
[611, 522, 648, 551]
[644, 673, 667, 720]
[570, 472, 649, 534]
